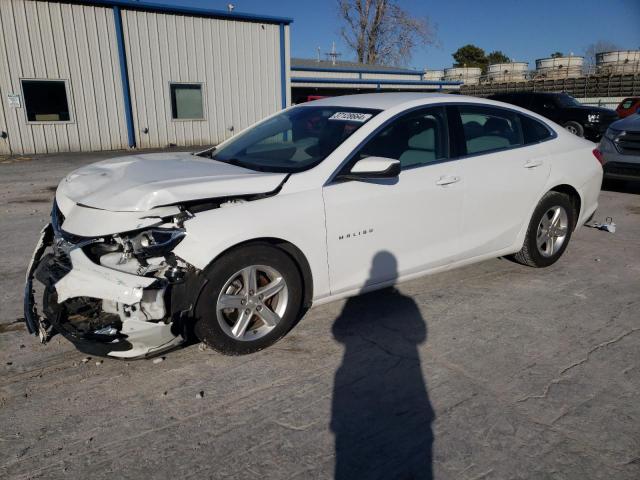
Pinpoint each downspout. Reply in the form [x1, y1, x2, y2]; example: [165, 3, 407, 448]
[113, 6, 136, 148]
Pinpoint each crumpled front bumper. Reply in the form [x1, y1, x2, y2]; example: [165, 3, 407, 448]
[24, 224, 185, 359]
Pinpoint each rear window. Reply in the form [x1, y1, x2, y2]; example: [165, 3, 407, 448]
[620, 99, 637, 109]
[519, 114, 553, 144]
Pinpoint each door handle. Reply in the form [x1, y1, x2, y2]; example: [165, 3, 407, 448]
[524, 159, 543, 169]
[436, 175, 460, 186]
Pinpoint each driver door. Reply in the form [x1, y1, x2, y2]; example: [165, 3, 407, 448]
[322, 106, 466, 295]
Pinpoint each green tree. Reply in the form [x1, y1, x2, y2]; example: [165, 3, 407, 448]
[452, 44, 486, 69]
[486, 50, 510, 65]
[550, 51, 564, 58]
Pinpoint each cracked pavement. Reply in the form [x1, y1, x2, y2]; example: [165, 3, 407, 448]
[1, 151, 639, 479]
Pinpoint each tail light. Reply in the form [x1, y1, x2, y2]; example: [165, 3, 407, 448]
[592, 148, 604, 165]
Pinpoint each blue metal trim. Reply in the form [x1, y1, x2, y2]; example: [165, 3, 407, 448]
[290, 77, 462, 86]
[279, 24, 287, 110]
[291, 65, 423, 76]
[113, 6, 135, 148]
[82, 0, 292, 25]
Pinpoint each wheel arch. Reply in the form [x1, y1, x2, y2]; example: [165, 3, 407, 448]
[203, 237, 314, 310]
[548, 183, 582, 228]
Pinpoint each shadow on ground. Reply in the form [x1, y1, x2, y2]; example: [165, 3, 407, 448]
[331, 252, 434, 480]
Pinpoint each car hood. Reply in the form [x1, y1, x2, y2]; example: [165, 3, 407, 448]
[57, 152, 287, 212]
[611, 113, 640, 131]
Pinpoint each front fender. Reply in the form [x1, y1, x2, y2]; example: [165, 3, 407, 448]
[173, 189, 331, 301]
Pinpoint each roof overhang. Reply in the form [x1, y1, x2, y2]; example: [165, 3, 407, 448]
[54, 0, 293, 25]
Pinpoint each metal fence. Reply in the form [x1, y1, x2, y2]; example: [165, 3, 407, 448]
[461, 73, 640, 99]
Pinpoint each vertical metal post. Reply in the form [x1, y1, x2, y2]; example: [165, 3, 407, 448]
[279, 23, 287, 110]
[113, 6, 136, 148]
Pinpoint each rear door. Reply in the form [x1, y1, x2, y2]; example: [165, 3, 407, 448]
[450, 104, 552, 258]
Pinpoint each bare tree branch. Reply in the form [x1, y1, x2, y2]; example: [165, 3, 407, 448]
[337, 0, 437, 66]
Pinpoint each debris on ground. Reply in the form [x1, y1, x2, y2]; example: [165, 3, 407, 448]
[198, 343, 208, 352]
[196, 391, 205, 399]
[587, 217, 617, 233]
[81, 357, 91, 364]
[152, 357, 165, 364]
[95, 360, 103, 366]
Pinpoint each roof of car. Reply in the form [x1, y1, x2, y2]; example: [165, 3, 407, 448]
[304, 92, 478, 111]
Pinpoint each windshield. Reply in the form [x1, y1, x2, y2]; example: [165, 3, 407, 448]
[201, 106, 380, 173]
[555, 94, 581, 108]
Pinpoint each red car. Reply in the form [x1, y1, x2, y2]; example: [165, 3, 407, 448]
[616, 97, 640, 118]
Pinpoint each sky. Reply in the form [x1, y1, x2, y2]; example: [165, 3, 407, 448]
[118, 0, 640, 70]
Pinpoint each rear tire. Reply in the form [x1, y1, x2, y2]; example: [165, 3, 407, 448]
[193, 244, 303, 355]
[563, 121, 584, 137]
[512, 191, 576, 268]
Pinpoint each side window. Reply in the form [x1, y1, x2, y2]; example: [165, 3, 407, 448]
[170, 83, 204, 120]
[531, 95, 555, 111]
[457, 105, 524, 155]
[519, 114, 553, 144]
[21, 79, 71, 122]
[355, 106, 449, 169]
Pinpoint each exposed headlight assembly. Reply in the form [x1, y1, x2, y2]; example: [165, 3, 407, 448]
[128, 228, 186, 258]
[587, 113, 600, 123]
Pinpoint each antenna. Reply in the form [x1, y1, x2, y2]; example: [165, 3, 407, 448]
[325, 41, 342, 66]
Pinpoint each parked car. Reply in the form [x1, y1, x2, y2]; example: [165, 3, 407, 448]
[24, 93, 602, 358]
[597, 113, 640, 180]
[615, 97, 640, 119]
[488, 92, 618, 141]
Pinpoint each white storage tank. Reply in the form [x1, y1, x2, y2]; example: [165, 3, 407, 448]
[486, 62, 528, 82]
[596, 50, 640, 74]
[444, 67, 482, 85]
[535, 56, 584, 79]
[423, 69, 444, 81]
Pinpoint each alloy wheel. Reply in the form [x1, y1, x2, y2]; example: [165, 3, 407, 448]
[536, 206, 569, 257]
[216, 265, 289, 341]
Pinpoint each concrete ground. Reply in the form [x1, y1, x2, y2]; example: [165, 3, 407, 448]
[1, 150, 639, 480]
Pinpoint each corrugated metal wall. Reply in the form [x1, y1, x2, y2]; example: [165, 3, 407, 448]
[0, 0, 128, 155]
[122, 9, 288, 148]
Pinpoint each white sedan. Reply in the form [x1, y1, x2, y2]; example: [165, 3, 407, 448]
[24, 93, 603, 358]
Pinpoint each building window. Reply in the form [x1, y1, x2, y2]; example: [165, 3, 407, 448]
[170, 83, 204, 120]
[21, 79, 71, 122]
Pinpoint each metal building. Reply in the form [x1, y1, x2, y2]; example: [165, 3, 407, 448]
[290, 58, 460, 103]
[0, 0, 291, 155]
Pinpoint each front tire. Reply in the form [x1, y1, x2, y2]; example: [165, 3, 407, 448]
[512, 191, 575, 268]
[194, 244, 303, 355]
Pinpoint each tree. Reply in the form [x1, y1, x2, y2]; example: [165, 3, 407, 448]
[486, 50, 510, 65]
[337, 0, 437, 66]
[550, 51, 564, 58]
[584, 40, 621, 65]
[452, 44, 486, 69]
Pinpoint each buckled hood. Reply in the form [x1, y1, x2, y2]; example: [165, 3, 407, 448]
[57, 152, 287, 212]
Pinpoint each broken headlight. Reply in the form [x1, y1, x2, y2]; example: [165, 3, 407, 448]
[128, 228, 186, 258]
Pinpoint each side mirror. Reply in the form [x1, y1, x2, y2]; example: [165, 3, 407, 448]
[337, 156, 401, 182]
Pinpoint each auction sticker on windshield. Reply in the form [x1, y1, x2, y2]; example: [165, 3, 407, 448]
[329, 112, 373, 122]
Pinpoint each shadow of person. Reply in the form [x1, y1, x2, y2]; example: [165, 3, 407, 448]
[331, 251, 434, 480]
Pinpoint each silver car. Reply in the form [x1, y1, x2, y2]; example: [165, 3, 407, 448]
[599, 114, 640, 180]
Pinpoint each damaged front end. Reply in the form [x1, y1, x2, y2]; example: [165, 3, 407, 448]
[24, 203, 203, 359]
